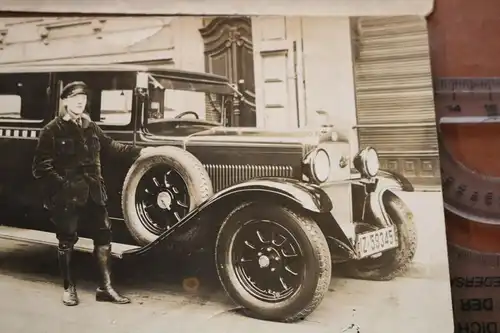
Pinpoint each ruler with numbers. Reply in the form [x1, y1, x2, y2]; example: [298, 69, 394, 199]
[435, 77, 500, 225]
[436, 77, 500, 332]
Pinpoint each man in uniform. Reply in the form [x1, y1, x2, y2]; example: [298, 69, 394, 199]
[32, 81, 154, 306]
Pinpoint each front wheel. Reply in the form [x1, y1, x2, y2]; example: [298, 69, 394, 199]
[215, 202, 331, 323]
[342, 191, 417, 281]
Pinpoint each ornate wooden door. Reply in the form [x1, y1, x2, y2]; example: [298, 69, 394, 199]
[199, 17, 256, 127]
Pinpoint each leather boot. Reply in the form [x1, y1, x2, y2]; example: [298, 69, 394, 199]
[94, 244, 131, 304]
[58, 247, 79, 306]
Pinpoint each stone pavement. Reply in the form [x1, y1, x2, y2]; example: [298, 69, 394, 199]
[0, 191, 454, 333]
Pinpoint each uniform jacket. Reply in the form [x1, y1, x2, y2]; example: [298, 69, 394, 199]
[32, 114, 141, 209]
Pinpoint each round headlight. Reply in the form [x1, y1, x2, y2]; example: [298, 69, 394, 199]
[364, 148, 380, 177]
[353, 147, 380, 178]
[311, 149, 331, 183]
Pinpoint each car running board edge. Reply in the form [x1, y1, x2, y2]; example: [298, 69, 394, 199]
[0, 225, 140, 259]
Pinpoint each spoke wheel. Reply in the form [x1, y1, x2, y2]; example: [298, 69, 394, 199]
[215, 202, 331, 323]
[135, 165, 190, 235]
[121, 146, 213, 246]
[232, 220, 305, 302]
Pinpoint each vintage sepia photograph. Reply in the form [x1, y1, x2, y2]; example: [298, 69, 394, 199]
[0, 10, 453, 333]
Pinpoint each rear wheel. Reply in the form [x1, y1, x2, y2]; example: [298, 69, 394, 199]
[215, 202, 331, 323]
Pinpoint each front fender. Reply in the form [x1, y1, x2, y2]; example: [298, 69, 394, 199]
[121, 178, 333, 257]
[207, 178, 333, 213]
[365, 186, 406, 230]
[377, 169, 414, 192]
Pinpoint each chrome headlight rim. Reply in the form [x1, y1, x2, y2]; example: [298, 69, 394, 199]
[310, 148, 331, 183]
[354, 146, 380, 178]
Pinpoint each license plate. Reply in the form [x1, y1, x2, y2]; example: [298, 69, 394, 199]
[355, 226, 398, 258]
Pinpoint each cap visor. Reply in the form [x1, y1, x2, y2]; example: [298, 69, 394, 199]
[66, 88, 87, 99]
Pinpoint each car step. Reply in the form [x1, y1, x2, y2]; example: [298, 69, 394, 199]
[0, 226, 140, 259]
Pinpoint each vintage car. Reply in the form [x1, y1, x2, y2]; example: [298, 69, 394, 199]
[0, 63, 416, 323]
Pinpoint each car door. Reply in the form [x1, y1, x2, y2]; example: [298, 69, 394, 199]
[0, 71, 56, 210]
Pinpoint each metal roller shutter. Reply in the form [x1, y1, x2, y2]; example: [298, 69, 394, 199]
[353, 15, 441, 188]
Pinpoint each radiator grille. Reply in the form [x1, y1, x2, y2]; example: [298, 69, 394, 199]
[204, 164, 295, 193]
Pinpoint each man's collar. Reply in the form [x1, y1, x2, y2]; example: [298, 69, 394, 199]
[61, 113, 72, 122]
[61, 112, 91, 128]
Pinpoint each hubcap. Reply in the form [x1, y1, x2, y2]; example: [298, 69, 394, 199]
[258, 255, 270, 268]
[156, 192, 172, 210]
[231, 220, 305, 302]
[135, 166, 190, 235]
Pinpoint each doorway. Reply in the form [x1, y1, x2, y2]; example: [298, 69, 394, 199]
[199, 16, 256, 127]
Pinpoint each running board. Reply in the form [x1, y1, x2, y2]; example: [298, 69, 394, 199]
[0, 226, 140, 259]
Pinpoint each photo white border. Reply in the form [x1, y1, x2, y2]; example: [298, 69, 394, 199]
[0, 0, 434, 17]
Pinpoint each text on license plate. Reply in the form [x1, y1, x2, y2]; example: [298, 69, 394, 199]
[356, 226, 398, 258]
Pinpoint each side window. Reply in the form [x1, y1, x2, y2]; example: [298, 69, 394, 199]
[98, 90, 133, 126]
[58, 88, 133, 126]
[0, 74, 50, 122]
[56, 72, 137, 126]
[0, 95, 22, 119]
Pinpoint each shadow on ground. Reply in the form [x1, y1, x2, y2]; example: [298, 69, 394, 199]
[0, 239, 363, 308]
[0, 241, 235, 306]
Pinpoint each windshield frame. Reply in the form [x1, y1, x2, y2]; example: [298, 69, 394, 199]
[149, 72, 236, 96]
[140, 71, 237, 127]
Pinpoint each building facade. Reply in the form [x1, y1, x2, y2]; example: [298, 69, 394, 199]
[353, 16, 440, 187]
[0, 9, 438, 186]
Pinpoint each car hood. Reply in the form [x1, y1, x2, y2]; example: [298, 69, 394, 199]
[198, 127, 330, 142]
[148, 126, 341, 147]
